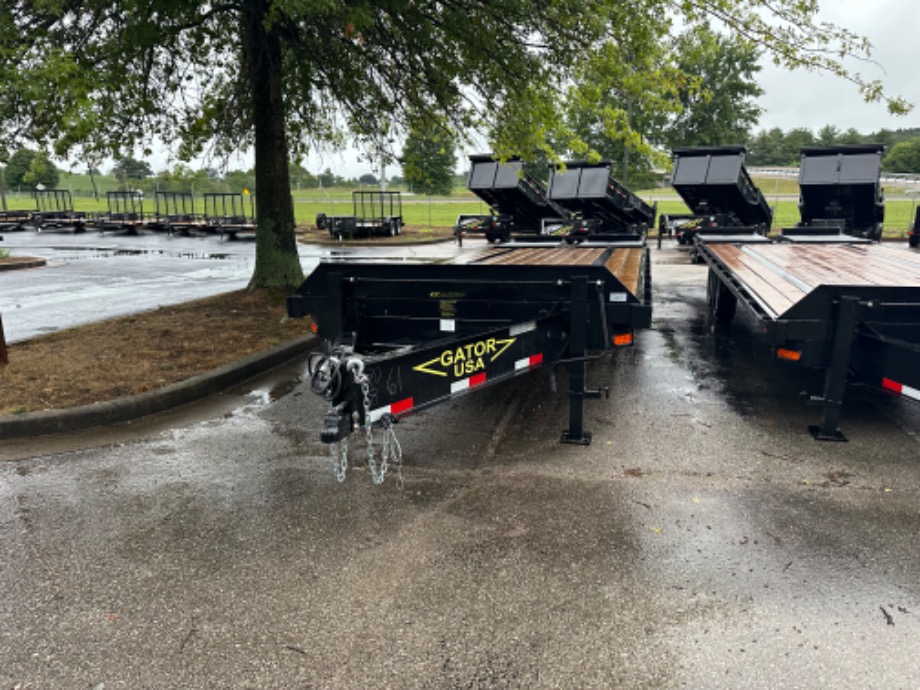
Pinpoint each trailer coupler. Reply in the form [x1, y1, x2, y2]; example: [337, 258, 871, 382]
[321, 408, 354, 444]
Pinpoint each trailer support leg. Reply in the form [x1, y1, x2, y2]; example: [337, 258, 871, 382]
[561, 277, 602, 446]
[809, 295, 860, 442]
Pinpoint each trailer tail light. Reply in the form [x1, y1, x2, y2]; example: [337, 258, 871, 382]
[776, 347, 801, 362]
[613, 333, 633, 346]
[882, 378, 920, 402]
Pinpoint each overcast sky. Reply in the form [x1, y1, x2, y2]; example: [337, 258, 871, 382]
[755, 0, 919, 135]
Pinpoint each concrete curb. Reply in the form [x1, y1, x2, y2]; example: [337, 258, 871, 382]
[0, 334, 317, 440]
[0, 257, 47, 271]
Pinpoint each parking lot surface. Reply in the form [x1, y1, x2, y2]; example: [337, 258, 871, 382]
[1, 244, 919, 688]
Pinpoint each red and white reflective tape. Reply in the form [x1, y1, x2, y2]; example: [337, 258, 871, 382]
[450, 372, 487, 395]
[369, 397, 414, 422]
[882, 378, 920, 402]
[515, 353, 543, 371]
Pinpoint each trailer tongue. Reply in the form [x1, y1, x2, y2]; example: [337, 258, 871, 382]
[288, 242, 651, 480]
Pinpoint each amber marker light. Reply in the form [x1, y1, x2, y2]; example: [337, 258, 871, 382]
[776, 347, 801, 362]
[309, 322, 319, 334]
[613, 334, 633, 346]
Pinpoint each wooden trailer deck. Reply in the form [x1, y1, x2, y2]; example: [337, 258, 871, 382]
[455, 245, 645, 297]
[708, 243, 920, 319]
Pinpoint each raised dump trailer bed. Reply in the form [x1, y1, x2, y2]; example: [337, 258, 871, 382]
[546, 161, 654, 241]
[669, 145, 772, 247]
[456, 155, 569, 243]
[785, 144, 885, 242]
[31, 189, 86, 233]
[287, 242, 651, 477]
[316, 191, 403, 240]
[699, 241, 920, 440]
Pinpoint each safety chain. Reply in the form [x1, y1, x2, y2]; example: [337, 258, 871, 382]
[329, 436, 348, 483]
[323, 358, 402, 487]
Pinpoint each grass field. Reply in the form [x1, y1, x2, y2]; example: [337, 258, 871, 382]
[5, 175, 918, 237]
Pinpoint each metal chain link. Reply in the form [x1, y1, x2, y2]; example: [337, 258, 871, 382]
[328, 437, 348, 483]
[322, 356, 403, 487]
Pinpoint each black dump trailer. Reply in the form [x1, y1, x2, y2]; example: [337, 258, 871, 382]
[668, 145, 773, 247]
[546, 161, 655, 242]
[316, 190, 403, 240]
[698, 240, 920, 441]
[287, 242, 652, 480]
[31, 189, 87, 233]
[786, 144, 885, 242]
[455, 155, 570, 243]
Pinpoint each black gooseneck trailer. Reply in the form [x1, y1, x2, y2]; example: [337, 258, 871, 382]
[287, 241, 651, 478]
[698, 144, 920, 441]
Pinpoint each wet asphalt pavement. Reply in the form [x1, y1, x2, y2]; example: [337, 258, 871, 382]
[2, 242, 920, 688]
[0, 231, 458, 342]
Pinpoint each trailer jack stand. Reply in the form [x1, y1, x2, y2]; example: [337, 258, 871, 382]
[806, 295, 860, 442]
[561, 385, 609, 446]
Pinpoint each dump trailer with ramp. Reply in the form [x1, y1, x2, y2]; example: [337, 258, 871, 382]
[667, 145, 772, 249]
[546, 160, 655, 242]
[782, 144, 885, 242]
[455, 155, 570, 243]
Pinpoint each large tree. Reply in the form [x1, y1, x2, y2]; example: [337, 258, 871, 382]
[663, 26, 763, 149]
[3, 149, 59, 191]
[402, 121, 457, 196]
[0, 1, 910, 289]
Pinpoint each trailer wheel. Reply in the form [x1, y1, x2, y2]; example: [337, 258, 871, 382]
[707, 271, 737, 323]
[316, 213, 327, 230]
[909, 234, 919, 248]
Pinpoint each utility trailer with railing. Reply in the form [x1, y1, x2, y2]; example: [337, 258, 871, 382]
[783, 144, 885, 242]
[455, 155, 570, 243]
[545, 161, 655, 242]
[31, 189, 87, 232]
[316, 190, 403, 240]
[287, 241, 652, 481]
[204, 192, 256, 240]
[90, 191, 147, 235]
[0, 209, 33, 232]
[150, 191, 208, 236]
[668, 145, 772, 251]
[699, 240, 920, 441]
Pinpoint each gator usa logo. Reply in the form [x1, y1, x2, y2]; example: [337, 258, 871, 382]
[414, 337, 515, 378]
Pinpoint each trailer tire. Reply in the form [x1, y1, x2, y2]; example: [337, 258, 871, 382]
[909, 234, 919, 248]
[316, 213, 327, 230]
[708, 271, 737, 323]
